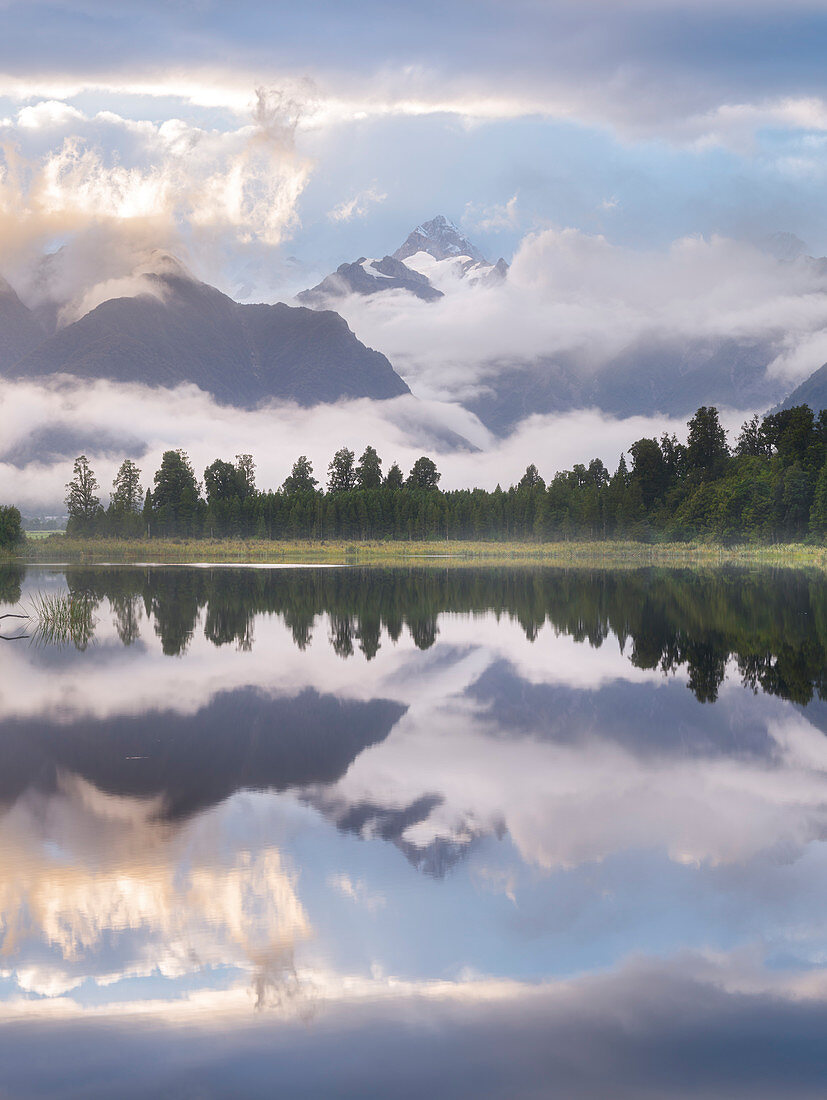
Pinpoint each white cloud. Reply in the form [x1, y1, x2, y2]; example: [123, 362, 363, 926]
[463, 194, 519, 233]
[0, 89, 312, 265]
[327, 186, 387, 223]
[323, 227, 827, 404]
[0, 376, 698, 511]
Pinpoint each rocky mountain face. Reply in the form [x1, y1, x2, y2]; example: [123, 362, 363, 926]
[298, 215, 509, 306]
[298, 255, 444, 306]
[393, 215, 489, 264]
[0, 258, 409, 407]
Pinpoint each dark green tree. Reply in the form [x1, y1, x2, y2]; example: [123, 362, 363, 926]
[810, 458, 827, 537]
[0, 505, 22, 549]
[282, 456, 318, 494]
[407, 456, 441, 490]
[629, 438, 668, 508]
[204, 458, 242, 507]
[65, 455, 102, 533]
[518, 464, 545, 490]
[111, 459, 143, 513]
[356, 445, 382, 489]
[327, 448, 357, 493]
[235, 454, 256, 499]
[686, 406, 729, 475]
[384, 462, 404, 490]
[735, 414, 771, 458]
[152, 450, 202, 535]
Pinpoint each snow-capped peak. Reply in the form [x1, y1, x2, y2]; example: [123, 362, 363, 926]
[393, 215, 488, 265]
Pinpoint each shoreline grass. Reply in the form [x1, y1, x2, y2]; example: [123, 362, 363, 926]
[14, 533, 827, 570]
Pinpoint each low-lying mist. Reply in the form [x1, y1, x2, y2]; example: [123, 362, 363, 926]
[0, 375, 745, 512]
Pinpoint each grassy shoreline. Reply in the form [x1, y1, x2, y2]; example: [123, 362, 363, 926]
[12, 534, 827, 569]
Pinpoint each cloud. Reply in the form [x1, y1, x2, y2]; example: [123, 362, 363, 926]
[0, 88, 313, 275]
[463, 194, 519, 233]
[0, 375, 700, 511]
[3, 950, 827, 1097]
[319, 227, 827, 405]
[327, 874, 386, 912]
[327, 186, 387, 223]
[5, 1, 827, 153]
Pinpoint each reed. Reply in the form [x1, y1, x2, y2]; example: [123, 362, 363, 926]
[28, 591, 97, 649]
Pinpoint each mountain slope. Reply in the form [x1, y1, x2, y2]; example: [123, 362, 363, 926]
[297, 216, 508, 307]
[6, 262, 409, 406]
[775, 361, 827, 414]
[465, 336, 784, 435]
[298, 255, 443, 306]
[394, 215, 488, 264]
[0, 276, 45, 370]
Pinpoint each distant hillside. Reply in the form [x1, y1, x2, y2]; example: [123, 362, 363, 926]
[466, 336, 784, 435]
[1, 257, 409, 407]
[0, 276, 44, 370]
[775, 361, 827, 415]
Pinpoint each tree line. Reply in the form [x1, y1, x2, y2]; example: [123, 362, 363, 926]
[62, 404, 827, 543]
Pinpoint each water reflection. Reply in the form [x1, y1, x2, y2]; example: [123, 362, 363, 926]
[5, 562, 824, 703]
[2, 563, 827, 1096]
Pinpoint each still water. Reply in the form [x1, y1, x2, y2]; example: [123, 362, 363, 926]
[1, 563, 827, 1098]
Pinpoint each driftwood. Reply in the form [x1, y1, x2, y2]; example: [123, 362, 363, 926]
[0, 611, 29, 640]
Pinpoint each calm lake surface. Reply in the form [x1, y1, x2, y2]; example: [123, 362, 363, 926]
[2, 563, 827, 1098]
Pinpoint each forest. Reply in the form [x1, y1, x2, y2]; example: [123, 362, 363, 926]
[60, 404, 827, 544]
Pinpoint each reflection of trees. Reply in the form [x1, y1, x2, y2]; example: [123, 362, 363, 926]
[0, 565, 23, 606]
[56, 564, 827, 704]
[204, 598, 254, 651]
[111, 593, 142, 646]
[329, 613, 354, 658]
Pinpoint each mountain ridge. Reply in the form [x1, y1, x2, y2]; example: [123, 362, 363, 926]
[297, 215, 509, 306]
[0, 262, 410, 408]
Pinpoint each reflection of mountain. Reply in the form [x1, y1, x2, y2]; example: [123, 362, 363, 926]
[62, 564, 827, 705]
[313, 791, 483, 878]
[0, 687, 406, 818]
[469, 659, 780, 760]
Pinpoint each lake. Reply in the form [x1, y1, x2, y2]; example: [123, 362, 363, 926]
[1, 562, 827, 1098]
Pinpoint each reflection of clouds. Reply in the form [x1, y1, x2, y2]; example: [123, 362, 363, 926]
[2, 952, 827, 1099]
[327, 682, 827, 872]
[4, 576, 825, 879]
[327, 874, 386, 913]
[0, 777, 311, 1003]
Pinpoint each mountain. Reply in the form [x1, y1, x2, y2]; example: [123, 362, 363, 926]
[298, 255, 444, 306]
[466, 335, 785, 436]
[3, 255, 409, 406]
[775, 361, 827, 415]
[298, 215, 509, 307]
[0, 275, 45, 369]
[393, 215, 489, 264]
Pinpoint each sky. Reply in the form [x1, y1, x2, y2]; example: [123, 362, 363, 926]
[5, 0, 827, 286]
[6, 1, 827, 507]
